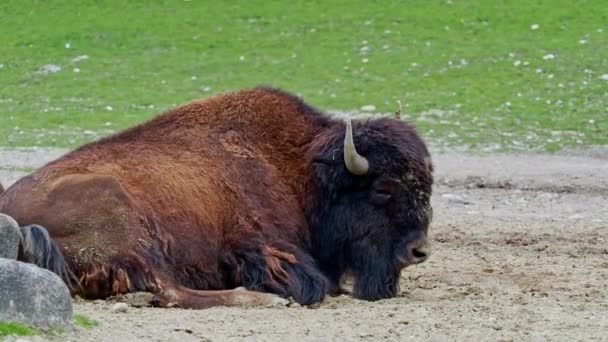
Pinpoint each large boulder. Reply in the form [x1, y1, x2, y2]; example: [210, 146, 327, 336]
[0, 213, 21, 259]
[0, 258, 73, 328]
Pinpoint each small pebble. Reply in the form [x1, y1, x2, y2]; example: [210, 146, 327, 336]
[112, 302, 129, 313]
[442, 193, 471, 205]
[360, 105, 376, 112]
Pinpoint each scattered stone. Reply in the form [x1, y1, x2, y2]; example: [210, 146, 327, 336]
[0, 213, 21, 259]
[600, 74, 608, 81]
[0, 258, 73, 328]
[38, 64, 61, 74]
[111, 302, 129, 313]
[441, 193, 471, 205]
[71, 54, 89, 63]
[542, 53, 555, 60]
[360, 105, 376, 112]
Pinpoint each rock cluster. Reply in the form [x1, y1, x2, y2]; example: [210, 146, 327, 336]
[0, 213, 73, 329]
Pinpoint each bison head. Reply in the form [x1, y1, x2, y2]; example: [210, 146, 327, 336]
[307, 111, 433, 301]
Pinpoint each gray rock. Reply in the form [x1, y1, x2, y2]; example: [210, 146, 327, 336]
[0, 258, 73, 328]
[0, 213, 21, 259]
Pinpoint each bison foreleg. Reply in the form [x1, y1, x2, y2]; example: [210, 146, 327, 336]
[231, 244, 329, 305]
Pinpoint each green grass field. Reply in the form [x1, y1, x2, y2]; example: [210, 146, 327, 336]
[1, 0, 606, 151]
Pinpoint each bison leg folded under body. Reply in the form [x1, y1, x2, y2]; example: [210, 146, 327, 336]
[152, 286, 289, 309]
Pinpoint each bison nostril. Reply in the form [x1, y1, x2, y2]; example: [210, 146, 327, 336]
[409, 244, 431, 264]
[412, 248, 427, 260]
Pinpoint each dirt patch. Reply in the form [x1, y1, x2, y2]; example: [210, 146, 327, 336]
[1, 147, 607, 341]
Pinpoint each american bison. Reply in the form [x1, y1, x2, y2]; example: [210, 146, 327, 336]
[0, 86, 433, 308]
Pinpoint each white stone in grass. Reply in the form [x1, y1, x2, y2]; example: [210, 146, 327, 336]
[39, 64, 61, 74]
[71, 54, 89, 63]
[360, 105, 376, 112]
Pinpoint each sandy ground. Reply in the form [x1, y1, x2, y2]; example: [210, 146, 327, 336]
[1, 147, 607, 341]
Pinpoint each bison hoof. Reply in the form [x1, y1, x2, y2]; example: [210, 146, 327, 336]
[230, 287, 290, 307]
[265, 295, 290, 308]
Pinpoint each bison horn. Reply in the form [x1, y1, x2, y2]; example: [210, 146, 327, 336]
[395, 100, 402, 119]
[343, 118, 369, 175]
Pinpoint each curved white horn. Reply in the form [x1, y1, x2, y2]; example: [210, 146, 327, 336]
[344, 118, 369, 175]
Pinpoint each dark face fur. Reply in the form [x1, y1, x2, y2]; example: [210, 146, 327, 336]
[308, 117, 433, 301]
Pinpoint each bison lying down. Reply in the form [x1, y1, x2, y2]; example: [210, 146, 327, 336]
[0, 87, 433, 308]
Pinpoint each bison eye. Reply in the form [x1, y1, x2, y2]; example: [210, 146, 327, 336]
[371, 188, 392, 205]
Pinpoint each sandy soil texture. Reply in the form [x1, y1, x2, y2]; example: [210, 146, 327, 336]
[1, 147, 607, 341]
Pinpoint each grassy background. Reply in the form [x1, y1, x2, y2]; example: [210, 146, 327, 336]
[1, 0, 606, 151]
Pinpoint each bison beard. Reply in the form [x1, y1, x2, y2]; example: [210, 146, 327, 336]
[0, 86, 433, 308]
